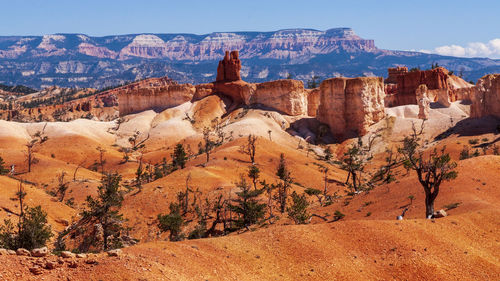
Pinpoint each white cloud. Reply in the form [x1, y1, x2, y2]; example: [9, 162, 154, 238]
[429, 39, 500, 59]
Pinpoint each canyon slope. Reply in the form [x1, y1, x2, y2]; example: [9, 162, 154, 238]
[1, 28, 499, 89]
[0, 53, 498, 280]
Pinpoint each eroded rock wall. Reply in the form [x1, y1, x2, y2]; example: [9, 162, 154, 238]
[471, 74, 500, 118]
[252, 80, 308, 116]
[307, 88, 320, 117]
[118, 84, 196, 116]
[317, 77, 385, 139]
[395, 67, 449, 106]
[385, 66, 408, 84]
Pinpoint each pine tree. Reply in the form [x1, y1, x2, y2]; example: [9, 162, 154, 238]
[82, 173, 125, 250]
[0, 184, 52, 250]
[276, 154, 292, 213]
[0, 156, 8, 175]
[157, 203, 184, 241]
[248, 165, 260, 190]
[287, 191, 310, 224]
[229, 175, 266, 229]
[172, 143, 188, 169]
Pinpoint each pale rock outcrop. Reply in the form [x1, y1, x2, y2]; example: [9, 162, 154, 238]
[431, 88, 451, 107]
[107, 249, 122, 257]
[471, 74, 500, 118]
[61, 251, 76, 258]
[118, 84, 196, 116]
[416, 84, 430, 119]
[31, 247, 49, 257]
[317, 77, 385, 139]
[252, 79, 308, 116]
[16, 248, 31, 256]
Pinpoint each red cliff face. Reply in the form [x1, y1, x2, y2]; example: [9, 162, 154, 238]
[216, 51, 241, 82]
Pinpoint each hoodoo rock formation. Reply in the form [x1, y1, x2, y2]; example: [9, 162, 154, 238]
[471, 74, 500, 118]
[307, 88, 320, 117]
[384, 67, 474, 108]
[385, 66, 408, 84]
[216, 51, 242, 82]
[253, 80, 308, 116]
[213, 50, 309, 116]
[395, 67, 449, 106]
[317, 77, 385, 139]
[416, 84, 430, 119]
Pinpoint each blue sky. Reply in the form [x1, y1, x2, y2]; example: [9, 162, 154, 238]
[1, 0, 499, 57]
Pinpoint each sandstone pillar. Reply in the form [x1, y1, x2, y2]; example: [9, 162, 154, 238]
[416, 84, 430, 119]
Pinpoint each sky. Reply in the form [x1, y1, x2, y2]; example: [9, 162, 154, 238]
[1, 0, 499, 58]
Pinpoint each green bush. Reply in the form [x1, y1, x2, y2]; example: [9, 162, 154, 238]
[158, 203, 184, 241]
[287, 192, 310, 224]
[0, 206, 53, 250]
[468, 139, 479, 145]
[0, 157, 8, 175]
[333, 210, 345, 221]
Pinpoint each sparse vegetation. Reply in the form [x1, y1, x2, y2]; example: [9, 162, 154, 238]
[287, 191, 310, 224]
[398, 122, 458, 218]
[443, 202, 461, 211]
[25, 124, 48, 173]
[0, 183, 52, 250]
[228, 175, 266, 229]
[333, 210, 345, 221]
[240, 134, 257, 164]
[248, 165, 260, 190]
[276, 153, 293, 213]
[468, 139, 479, 145]
[172, 143, 188, 169]
[81, 173, 126, 250]
[0, 156, 8, 175]
[158, 203, 185, 241]
[306, 75, 321, 89]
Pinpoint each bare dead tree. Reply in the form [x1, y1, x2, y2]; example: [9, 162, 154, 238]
[95, 146, 106, 174]
[322, 166, 329, 196]
[56, 171, 69, 202]
[129, 130, 150, 152]
[398, 121, 458, 218]
[73, 160, 85, 181]
[203, 127, 214, 164]
[239, 135, 257, 164]
[206, 194, 227, 236]
[260, 180, 276, 219]
[25, 123, 48, 173]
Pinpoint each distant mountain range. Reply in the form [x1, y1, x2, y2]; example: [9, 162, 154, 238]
[0, 28, 499, 89]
